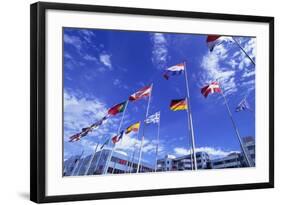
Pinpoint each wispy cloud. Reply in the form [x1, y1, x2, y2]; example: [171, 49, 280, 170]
[64, 33, 82, 51]
[199, 37, 256, 98]
[99, 54, 112, 70]
[173, 146, 239, 159]
[151, 33, 168, 70]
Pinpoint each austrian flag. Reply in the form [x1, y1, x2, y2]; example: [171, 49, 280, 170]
[201, 82, 222, 98]
[129, 85, 152, 101]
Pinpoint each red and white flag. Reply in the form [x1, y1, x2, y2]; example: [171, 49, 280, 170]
[206, 35, 233, 52]
[129, 85, 152, 101]
[163, 63, 185, 80]
[201, 82, 222, 98]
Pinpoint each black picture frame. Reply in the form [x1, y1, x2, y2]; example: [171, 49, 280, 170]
[30, 2, 274, 203]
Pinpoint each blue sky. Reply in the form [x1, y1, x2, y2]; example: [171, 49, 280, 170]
[63, 27, 256, 166]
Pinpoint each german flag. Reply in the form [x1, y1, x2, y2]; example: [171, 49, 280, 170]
[170, 98, 188, 111]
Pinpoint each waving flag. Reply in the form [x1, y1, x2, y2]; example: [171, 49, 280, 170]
[112, 131, 124, 144]
[206, 35, 233, 51]
[129, 85, 152, 101]
[80, 127, 93, 137]
[163, 63, 185, 80]
[145, 111, 160, 124]
[107, 101, 127, 116]
[91, 116, 108, 130]
[125, 122, 140, 134]
[236, 98, 251, 112]
[170, 99, 188, 111]
[201, 82, 222, 98]
[69, 133, 81, 142]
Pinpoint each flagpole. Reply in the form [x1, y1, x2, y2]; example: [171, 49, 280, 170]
[129, 143, 138, 173]
[232, 37, 255, 66]
[71, 150, 84, 176]
[154, 116, 160, 172]
[93, 147, 104, 174]
[103, 101, 129, 174]
[76, 157, 85, 176]
[84, 141, 100, 175]
[126, 126, 140, 173]
[183, 62, 197, 170]
[137, 84, 153, 173]
[221, 92, 253, 167]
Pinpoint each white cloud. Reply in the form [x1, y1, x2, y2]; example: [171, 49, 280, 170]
[63, 89, 120, 141]
[174, 146, 239, 159]
[83, 54, 97, 62]
[64, 33, 82, 51]
[99, 54, 112, 69]
[151, 33, 168, 69]
[200, 44, 237, 96]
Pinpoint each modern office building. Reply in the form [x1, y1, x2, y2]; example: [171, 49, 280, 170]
[212, 136, 255, 169]
[242, 136, 255, 166]
[64, 148, 154, 176]
[157, 151, 212, 171]
[212, 152, 243, 169]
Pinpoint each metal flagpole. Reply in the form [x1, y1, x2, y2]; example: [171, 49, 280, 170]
[129, 143, 138, 173]
[137, 84, 153, 173]
[84, 141, 100, 175]
[221, 92, 253, 167]
[126, 126, 140, 173]
[93, 146, 105, 175]
[76, 157, 85, 176]
[183, 62, 197, 170]
[103, 101, 129, 174]
[232, 37, 255, 66]
[154, 114, 160, 172]
[71, 150, 84, 176]
[185, 104, 194, 171]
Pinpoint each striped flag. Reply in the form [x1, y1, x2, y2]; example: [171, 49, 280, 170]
[112, 131, 124, 144]
[163, 63, 185, 80]
[170, 99, 188, 111]
[129, 85, 152, 101]
[201, 82, 221, 98]
[125, 122, 140, 134]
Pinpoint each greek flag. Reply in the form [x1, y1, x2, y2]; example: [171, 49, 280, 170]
[145, 111, 160, 124]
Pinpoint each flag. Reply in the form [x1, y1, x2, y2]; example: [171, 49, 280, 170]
[112, 131, 124, 144]
[206, 35, 233, 51]
[170, 99, 188, 111]
[145, 111, 160, 124]
[107, 101, 127, 116]
[201, 82, 222, 98]
[91, 116, 108, 130]
[125, 122, 140, 134]
[100, 137, 110, 149]
[69, 133, 81, 142]
[236, 98, 251, 112]
[163, 63, 185, 80]
[129, 85, 152, 101]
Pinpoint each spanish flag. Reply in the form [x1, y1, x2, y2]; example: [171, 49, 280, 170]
[170, 98, 188, 111]
[125, 122, 140, 134]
